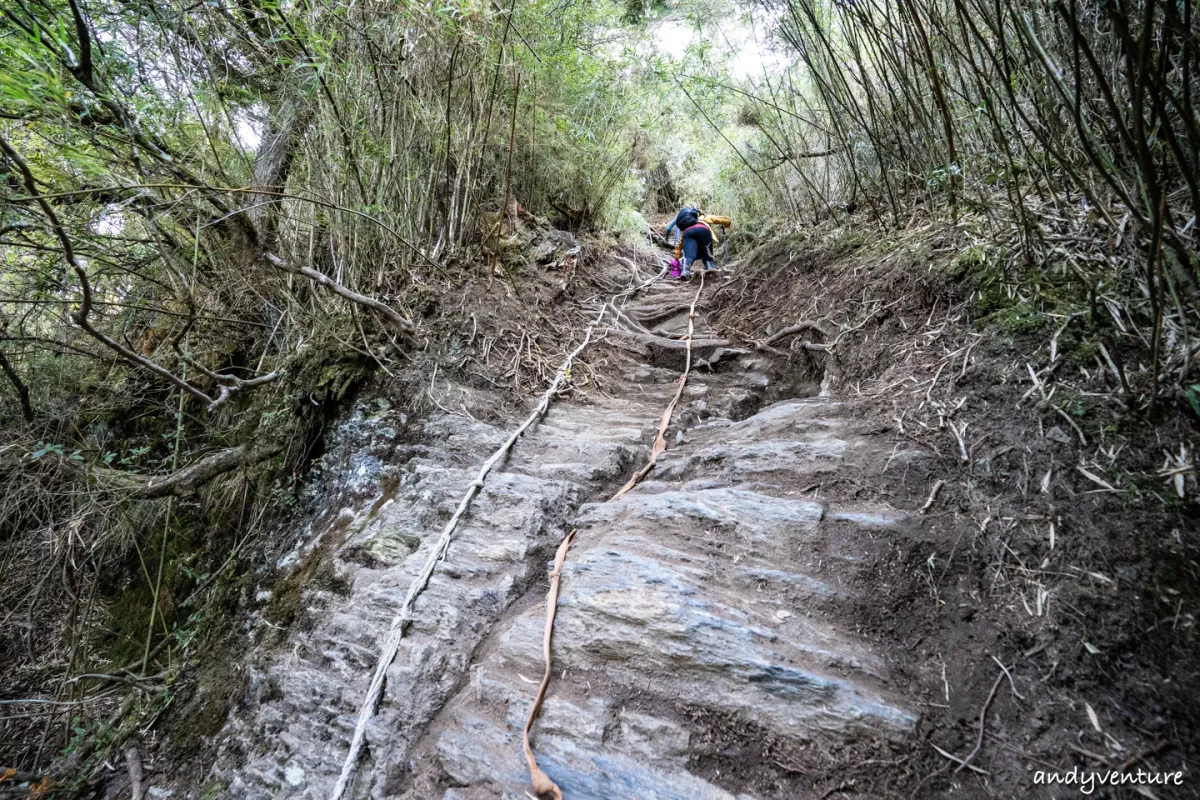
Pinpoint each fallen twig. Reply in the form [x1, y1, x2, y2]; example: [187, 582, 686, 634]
[1055, 407, 1088, 446]
[925, 361, 948, 402]
[950, 421, 969, 461]
[920, 479, 946, 514]
[1117, 741, 1169, 772]
[125, 744, 146, 800]
[989, 656, 1025, 701]
[1076, 465, 1117, 492]
[955, 669, 1006, 774]
[819, 782, 856, 799]
[959, 336, 981, 378]
[1066, 741, 1111, 763]
[932, 743, 988, 775]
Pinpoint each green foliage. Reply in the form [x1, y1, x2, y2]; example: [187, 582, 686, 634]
[200, 782, 229, 800]
[1187, 386, 1200, 420]
[1, 2, 678, 772]
[28, 441, 81, 460]
[60, 715, 115, 760]
[987, 303, 1047, 335]
[955, 246, 988, 272]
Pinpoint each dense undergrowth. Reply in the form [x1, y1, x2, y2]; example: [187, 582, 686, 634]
[0, 0, 668, 777]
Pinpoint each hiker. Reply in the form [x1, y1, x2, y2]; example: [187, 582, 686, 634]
[663, 205, 700, 245]
[673, 212, 732, 279]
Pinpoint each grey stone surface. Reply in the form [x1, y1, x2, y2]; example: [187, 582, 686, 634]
[200, 289, 920, 800]
[618, 710, 691, 761]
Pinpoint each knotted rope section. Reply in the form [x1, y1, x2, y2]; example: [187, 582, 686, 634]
[330, 264, 665, 800]
[523, 271, 706, 798]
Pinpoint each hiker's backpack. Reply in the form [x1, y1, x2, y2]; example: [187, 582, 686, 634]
[676, 206, 700, 229]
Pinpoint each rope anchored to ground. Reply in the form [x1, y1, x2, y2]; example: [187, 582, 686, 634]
[329, 263, 665, 800]
[522, 271, 707, 798]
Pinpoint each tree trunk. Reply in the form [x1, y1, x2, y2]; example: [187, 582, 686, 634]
[252, 93, 309, 248]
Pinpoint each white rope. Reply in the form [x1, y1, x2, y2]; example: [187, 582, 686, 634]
[329, 264, 665, 800]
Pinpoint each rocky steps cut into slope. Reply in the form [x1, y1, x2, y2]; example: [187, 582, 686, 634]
[200, 269, 930, 799]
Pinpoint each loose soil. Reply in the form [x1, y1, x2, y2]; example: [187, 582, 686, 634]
[707, 218, 1199, 797]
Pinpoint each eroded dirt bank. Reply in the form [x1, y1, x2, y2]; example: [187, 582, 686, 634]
[136, 222, 1196, 800]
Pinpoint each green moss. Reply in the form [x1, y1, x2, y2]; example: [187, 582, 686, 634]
[956, 245, 988, 272]
[970, 265, 1012, 316]
[957, 246, 1054, 335]
[1071, 337, 1101, 364]
[263, 539, 349, 629]
[160, 640, 246, 763]
[101, 587, 159, 668]
[97, 507, 215, 669]
[189, 662, 245, 738]
[264, 574, 304, 628]
[201, 782, 229, 800]
[834, 228, 866, 253]
[987, 303, 1047, 334]
[1057, 323, 1103, 366]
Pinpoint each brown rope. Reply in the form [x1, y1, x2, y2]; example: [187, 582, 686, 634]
[609, 271, 705, 501]
[521, 530, 575, 800]
[523, 272, 706, 798]
[333, 306, 610, 800]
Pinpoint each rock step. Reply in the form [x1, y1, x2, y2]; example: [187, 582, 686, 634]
[211, 394, 664, 798]
[206, 291, 922, 800]
[399, 396, 919, 799]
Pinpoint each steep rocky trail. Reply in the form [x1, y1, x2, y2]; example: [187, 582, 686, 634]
[206, 267, 927, 799]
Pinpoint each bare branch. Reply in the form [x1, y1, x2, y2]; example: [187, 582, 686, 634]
[262, 251, 416, 339]
[89, 442, 282, 498]
[0, 350, 34, 422]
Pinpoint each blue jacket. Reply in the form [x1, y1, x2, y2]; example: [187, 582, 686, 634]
[664, 208, 699, 239]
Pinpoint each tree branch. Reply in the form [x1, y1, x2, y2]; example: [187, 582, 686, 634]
[89, 442, 282, 498]
[170, 308, 280, 409]
[765, 320, 830, 344]
[0, 133, 220, 407]
[0, 350, 34, 422]
[66, 0, 94, 84]
[262, 251, 416, 339]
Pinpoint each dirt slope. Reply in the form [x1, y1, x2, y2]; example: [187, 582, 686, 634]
[175, 258, 922, 799]
[712, 223, 1199, 797]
